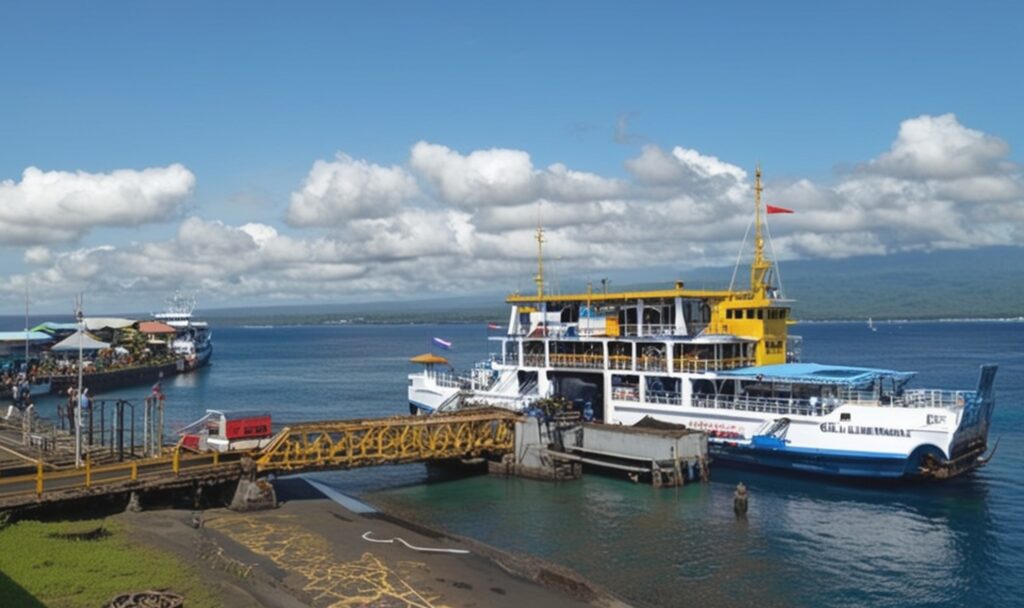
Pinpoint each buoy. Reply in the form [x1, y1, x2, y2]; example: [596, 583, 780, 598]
[733, 482, 749, 516]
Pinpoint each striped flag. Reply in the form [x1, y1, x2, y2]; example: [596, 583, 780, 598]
[487, 323, 501, 330]
[432, 337, 453, 350]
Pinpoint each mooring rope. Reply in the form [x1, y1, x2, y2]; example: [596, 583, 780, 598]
[361, 531, 470, 554]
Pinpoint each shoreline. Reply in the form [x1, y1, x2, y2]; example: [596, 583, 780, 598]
[123, 476, 630, 608]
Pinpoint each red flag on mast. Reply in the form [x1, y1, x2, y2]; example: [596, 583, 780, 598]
[766, 205, 794, 214]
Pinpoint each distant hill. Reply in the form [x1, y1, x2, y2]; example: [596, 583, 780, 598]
[4, 246, 1020, 329]
[199, 246, 1024, 325]
[758, 246, 1024, 320]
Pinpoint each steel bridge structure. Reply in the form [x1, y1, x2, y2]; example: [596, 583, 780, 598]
[0, 409, 519, 511]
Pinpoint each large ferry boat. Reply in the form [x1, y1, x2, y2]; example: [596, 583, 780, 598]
[409, 168, 997, 480]
[154, 293, 213, 371]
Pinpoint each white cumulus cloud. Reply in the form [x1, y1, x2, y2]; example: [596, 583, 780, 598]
[869, 113, 1010, 179]
[0, 164, 195, 245]
[409, 141, 621, 209]
[286, 154, 420, 226]
[8, 113, 1024, 309]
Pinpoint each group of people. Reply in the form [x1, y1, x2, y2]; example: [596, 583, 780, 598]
[3, 370, 35, 410]
[56, 387, 93, 430]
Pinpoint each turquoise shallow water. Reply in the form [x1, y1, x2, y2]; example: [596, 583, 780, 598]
[13, 320, 1024, 607]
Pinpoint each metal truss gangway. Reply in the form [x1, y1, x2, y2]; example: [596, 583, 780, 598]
[0, 409, 519, 511]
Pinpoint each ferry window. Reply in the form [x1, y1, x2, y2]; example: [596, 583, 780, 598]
[744, 309, 753, 319]
[726, 310, 734, 319]
[840, 413, 851, 421]
[756, 309, 764, 320]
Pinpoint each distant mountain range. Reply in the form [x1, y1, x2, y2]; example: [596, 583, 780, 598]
[5, 247, 1019, 329]
[198, 246, 1024, 325]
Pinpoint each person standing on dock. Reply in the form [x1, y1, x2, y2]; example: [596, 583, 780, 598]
[151, 375, 164, 400]
[64, 387, 76, 431]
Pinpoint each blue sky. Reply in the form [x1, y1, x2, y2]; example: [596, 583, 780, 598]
[2, 1, 1022, 311]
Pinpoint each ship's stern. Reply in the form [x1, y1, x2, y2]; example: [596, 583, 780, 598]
[916, 365, 998, 479]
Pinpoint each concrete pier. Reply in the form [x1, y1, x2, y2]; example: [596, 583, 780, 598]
[490, 415, 708, 487]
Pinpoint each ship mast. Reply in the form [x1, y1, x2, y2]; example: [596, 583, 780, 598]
[534, 224, 545, 299]
[749, 165, 771, 300]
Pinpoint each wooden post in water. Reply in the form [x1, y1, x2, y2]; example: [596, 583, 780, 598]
[734, 482, 749, 516]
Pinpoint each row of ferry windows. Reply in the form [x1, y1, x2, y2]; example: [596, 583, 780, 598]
[725, 308, 787, 320]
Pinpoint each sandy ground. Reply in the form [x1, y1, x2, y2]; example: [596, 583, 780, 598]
[120, 477, 629, 608]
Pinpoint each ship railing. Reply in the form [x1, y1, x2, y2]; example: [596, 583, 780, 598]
[609, 355, 632, 370]
[618, 324, 688, 337]
[692, 394, 840, 417]
[523, 354, 547, 367]
[637, 356, 667, 372]
[894, 389, 971, 409]
[577, 325, 612, 337]
[674, 357, 754, 373]
[611, 387, 640, 402]
[646, 390, 684, 405]
[425, 371, 465, 389]
[548, 353, 604, 369]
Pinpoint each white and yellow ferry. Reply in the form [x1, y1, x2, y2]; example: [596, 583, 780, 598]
[408, 168, 997, 480]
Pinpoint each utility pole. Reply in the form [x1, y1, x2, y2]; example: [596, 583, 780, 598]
[24, 288, 29, 371]
[75, 294, 84, 468]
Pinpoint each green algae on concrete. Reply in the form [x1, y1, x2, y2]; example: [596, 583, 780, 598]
[0, 518, 221, 608]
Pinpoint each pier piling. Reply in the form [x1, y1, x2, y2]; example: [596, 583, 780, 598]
[734, 482, 749, 516]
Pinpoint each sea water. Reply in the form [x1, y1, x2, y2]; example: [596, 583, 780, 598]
[14, 321, 1024, 607]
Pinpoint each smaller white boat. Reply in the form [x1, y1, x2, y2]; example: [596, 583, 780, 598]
[153, 293, 213, 370]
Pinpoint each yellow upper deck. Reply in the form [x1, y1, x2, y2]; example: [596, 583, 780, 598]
[504, 166, 790, 366]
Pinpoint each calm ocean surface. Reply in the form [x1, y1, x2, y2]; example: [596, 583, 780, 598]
[20, 321, 1024, 607]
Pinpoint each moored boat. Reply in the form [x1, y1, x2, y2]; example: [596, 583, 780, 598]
[153, 292, 213, 371]
[407, 167, 997, 481]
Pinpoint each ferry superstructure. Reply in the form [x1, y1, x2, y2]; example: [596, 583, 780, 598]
[409, 168, 997, 480]
[153, 293, 213, 371]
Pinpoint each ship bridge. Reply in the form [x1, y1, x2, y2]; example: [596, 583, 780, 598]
[497, 165, 793, 368]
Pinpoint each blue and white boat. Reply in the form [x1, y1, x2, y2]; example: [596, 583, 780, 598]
[408, 167, 997, 480]
[153, 293, 213, 371]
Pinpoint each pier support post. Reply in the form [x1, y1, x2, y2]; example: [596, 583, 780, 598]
[126, 491, 143, 513]
[733, 482, 749, 517]
[229, 458, 277, 512]
[229, 478, 277, 512]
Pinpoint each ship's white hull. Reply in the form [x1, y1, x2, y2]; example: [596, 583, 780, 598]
[409, 364, 996, 479]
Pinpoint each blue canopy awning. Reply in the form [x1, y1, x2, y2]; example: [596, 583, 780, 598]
[0, 331, 54, 343]
[719, 363, 916, 387]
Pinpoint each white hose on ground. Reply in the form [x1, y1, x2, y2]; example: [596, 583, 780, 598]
[361, 531, 470, 554]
